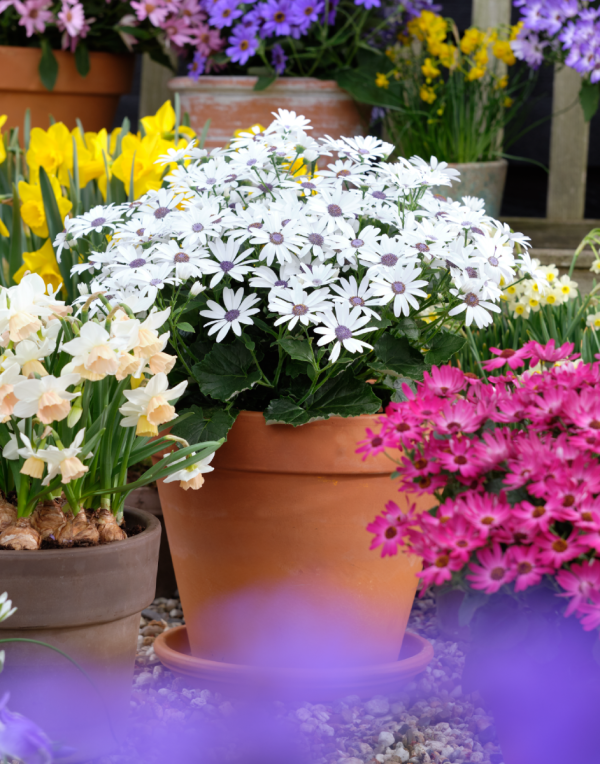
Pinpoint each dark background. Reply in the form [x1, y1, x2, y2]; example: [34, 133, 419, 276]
[112, 0, 600, 220]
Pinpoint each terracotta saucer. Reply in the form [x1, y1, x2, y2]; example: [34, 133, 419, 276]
[154, 626, 433, 700]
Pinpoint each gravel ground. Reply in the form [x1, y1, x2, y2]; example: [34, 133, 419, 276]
[99, 595, 504, 764]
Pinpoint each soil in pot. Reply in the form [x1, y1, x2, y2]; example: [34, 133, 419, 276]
[0, 507, 160, 763]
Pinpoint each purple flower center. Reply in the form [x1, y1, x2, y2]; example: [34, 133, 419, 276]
[461, 220, 472, 227]
[308, 232, 324, 246]
[274, 279, 288, 287]
[258, 183, 274, 193]
[129, 258, 146, 268]
[224, 309, 240, 322]
[91, 217, 106, 227]
[301, 182, 316, 190]
[220, 260, 235, 272]
[465, 292, 479, 307]
[466, 267, 478, 278]
[270, 232, 284, 245]
[350, 296, 364, 306]
[292, 304, 308, 316]
[247, 159, 257, 166]
[489, 256, 499, 267]
[327, 204, 343, 217]
[274, 10, 286, 21]
[150, 278, 163, 286]
[249, 222, 263, 230]
[335, 325, 352, 340]
[372, 191, 386, 200]
[392, 281, 406, 295]
[136, 228, 145, 236]
[174, 252, 190, 263]
[351, 238, 364, 248]
[192, 223, 204, 233]
[471, 226, 484, 235]
[336, 169, 351, 177]
[206, 177, 217, 185]
[416, 243, 429, 252]
[358, 148, 370, 155]
[381, 253, 398, 267]
[154, 207, 170, 219]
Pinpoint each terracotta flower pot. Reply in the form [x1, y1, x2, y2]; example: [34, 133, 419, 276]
[157, 412, 431, 673]
[0, 507, 160, 763]
[433, 159, 508, 219]
[0, 46, 135, 132]
[168, 76, 368, 149]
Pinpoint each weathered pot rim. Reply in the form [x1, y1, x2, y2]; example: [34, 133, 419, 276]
[0, 506, 159, 559]
[169, 75, 347, 93]
[240, 409, 382, 426]
[447, 158, 508, 169]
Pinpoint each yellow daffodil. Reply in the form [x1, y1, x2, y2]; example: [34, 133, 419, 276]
[233, 124, 266, 140]
[438, 43, 457, 69]
[460, 27, 485, 55]
[18, 176, 72, 238]
[140, 100, 195, 140]
[72, 129, 105, 188]
[0, 218, 8, 237]
[375, 72, 390, 89]
[421, 58, 440, 79]
[496, 74, 509, 89]
[467, 65, 487, 81]
[510, 22, 523, 41]
[493, 40, 516, 66]
[14, 238, 63, 294]
[0, 115, 6, 165]
[474, 46, 489, 67]
[112, 133, 173, 198]
[26, 123, 73, 185]
[420, 84, 437, 104]
[504, 96, 514, 108]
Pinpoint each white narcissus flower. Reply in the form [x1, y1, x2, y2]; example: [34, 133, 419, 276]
[12, 373, 81, 425]
[313, 304, 374, 362]
[200, 287, 260, 342]
[135, 309, 171, 359]
[40, 429, 89, 486]
[17, 433, 45, 480]
[61, 322, 125, 380]
[119, 373, 188, 437]
[163, 451, 215, 490]
[1, 338, 54, 378]
[0, 365, 25, 422]
[0, 274, 52, 342]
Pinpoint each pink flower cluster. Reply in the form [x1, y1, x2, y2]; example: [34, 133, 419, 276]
[361, 340, 600, 634]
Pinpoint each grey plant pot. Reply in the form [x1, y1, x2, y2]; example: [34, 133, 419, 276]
[434, 159, 508, 219]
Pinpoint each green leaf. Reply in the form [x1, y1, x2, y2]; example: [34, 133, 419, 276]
[580, 80, 600, 122]
[264, 398, 311, 426]
[39, 39, 58, 92]
[177, 321, 195, 333]
[254, 72, 277, 92]
[171, 405, 236, 443]
[9, 184, 22, 281]
[370, 333, 428, 379]
[241, 334, 256, 352]
[192, 340, 262, 402]
[382, 375, 416, 403]
[74, 44, 90, 77]
[307, 369, 381, 419]
[39, 167, 73, 302]
[278, 336, 314, 364]
[458, 589, 489, 627]
[395, 318, 419, 341]
[424, 331, 466, 366]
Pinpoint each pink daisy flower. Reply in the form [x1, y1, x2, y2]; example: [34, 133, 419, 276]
[537, 532, 587, 568]
[556, 560, 600, 616]
[482, 346, 528, 371]
[467, 544, 516, 594]
[422, 365, 466, 397]
[432, 399, 483, 436]
[507, 545, 552, 592]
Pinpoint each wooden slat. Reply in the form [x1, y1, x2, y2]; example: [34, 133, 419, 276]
[139, 54, 176, 121]
[471, 0, 512, 29]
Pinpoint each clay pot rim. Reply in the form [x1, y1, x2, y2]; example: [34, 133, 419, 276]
[0, 506, 160, 559]
[155, 625, 433, 687]
[169, 75, 346, 91]
[238, 409, 382, 425]
[447, 158, 509, 169]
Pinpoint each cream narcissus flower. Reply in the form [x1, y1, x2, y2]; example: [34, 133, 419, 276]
[61, 322, 133, 381]
[1, 337, 54, 378]
[12, 373, 81, 425]
[119, 373, 187, 436]
[163, 452, 215, 490]
[134, 309, 171, 359]
[0, 274, 59, 342]
[17, 432, 45, 480]
[39, 428, 89, 485]
[0, 365, 25, 422]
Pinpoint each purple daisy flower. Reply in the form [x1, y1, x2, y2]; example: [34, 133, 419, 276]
[290, 0, 322, 32]
[259, 0, 292, 37]
[188, 50, 207, 80]
[353, 0, 380, 9]
[226, 27, 260, 64]
[209, 0, 243, 29]
[271, 43, 287, 74]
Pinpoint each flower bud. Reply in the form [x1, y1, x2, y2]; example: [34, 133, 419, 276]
[67, 399, 83, 427]
[190, 281, 205, 297]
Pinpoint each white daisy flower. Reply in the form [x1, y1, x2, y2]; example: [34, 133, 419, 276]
[297, 261, 339, 288]
[305, 189, 363, 236]
[313, 304, 374, 362]
[153, 240, 212, 281]
[370, 266, 429, 317]
[170, 204, 224, 248]
[203, 239, 255, 287]
[66, 205, 123, 237]
[200, 287, 260, 341]
[250, 212, 305, 266]
[249, 263, 299, 290]
[330, 276, 381, 319]
[449, 275, 502, 328]
[269, 286, 332, 330]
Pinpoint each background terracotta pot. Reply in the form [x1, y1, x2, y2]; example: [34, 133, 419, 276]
[157, 412, 432, 671]
[0, 507, 160, 763]
[432, 159, 508, 219]
[168, 76, 368, 149]
[0, 46, 135, 131]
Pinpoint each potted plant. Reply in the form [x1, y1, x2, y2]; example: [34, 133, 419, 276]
[166, 0, 440, 146]
[0, 0, 203, 131]
[364, 340, 600, 763]
[337, 9, 536, 217]
[0, 273, 221, 759]
[57, 109, 531, 682]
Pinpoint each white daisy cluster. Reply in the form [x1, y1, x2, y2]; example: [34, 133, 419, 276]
[502, 256, 579, 319]
[59, 109, 533, 367]
[0, 273, 218, 538]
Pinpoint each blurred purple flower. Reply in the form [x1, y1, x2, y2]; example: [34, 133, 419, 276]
[188, 50, 208, 79]
[290, 0, 323, 30]
[271, 43, 287, 74]
[0, 693, 53, 764]
[353, 0, 380, 9]
[209, 0, 243, 29]
[259, 0, 292, 37]
[226, 26, 259, 63]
